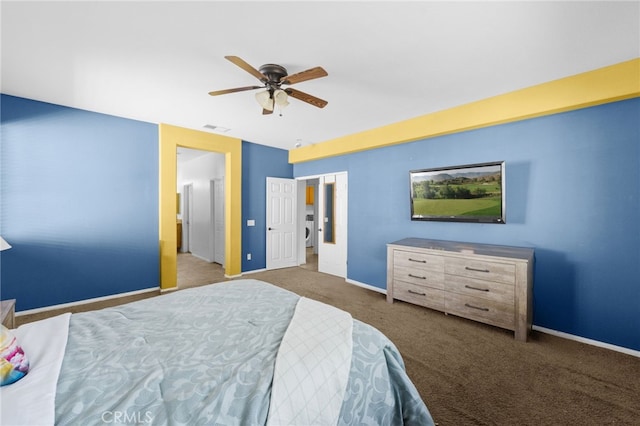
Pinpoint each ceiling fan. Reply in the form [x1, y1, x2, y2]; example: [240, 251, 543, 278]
[208, 56, 328, 115]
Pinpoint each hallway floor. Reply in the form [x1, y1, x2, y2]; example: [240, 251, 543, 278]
[177, 247, 318, 289]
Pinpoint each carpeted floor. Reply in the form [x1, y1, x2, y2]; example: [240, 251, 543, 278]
[17, 253, 640, 425]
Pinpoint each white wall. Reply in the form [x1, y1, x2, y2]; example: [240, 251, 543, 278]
[177, 151, 225, 262]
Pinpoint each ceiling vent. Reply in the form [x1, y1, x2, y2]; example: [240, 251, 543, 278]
[203, 124, 230, 132]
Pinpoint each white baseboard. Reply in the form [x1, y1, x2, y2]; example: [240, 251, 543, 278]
[241, 268, 267, 276]
[532, 325, 640, 358]
[345, 277, 639, 358]
[15, 287, 159, 316]
[190, 252, 214, 263]
[345, 278, 387, 295]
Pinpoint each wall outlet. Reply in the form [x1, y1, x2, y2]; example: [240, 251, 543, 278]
[247, 253, 252, 260]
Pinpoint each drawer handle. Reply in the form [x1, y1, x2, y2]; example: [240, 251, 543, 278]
[408, 273, 426, 280]
[465, 266, 490, 273]
[465, 285, 489, 292]
[409, 258, 427, 263]
[408, 289, 426, 296]
[465, 303, 490, 312]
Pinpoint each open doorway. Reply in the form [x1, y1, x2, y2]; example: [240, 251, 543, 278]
[176, 147, 226, 289]
[159, 123, 242, 291]
[296, 172, 348, 277]
[300, 178, 319, 271]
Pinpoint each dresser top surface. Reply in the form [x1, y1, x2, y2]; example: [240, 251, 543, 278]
[389, 238, 534, 260]
[0, 299, 15, 310]
[1, 299, 16, 320]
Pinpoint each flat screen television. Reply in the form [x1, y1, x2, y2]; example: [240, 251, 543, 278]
[410, 161, 505, 223]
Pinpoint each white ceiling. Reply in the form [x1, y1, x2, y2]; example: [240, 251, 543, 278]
[2, 1, 638, 151]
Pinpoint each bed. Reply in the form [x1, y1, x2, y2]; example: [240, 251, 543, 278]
[1, 279, 434, 425]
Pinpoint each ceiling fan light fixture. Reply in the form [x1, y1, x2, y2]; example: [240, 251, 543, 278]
[255, 90, 274, 111]
[273, 89, 289, 108]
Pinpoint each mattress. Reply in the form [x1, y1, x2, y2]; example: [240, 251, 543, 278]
[3, 279, 434, 425]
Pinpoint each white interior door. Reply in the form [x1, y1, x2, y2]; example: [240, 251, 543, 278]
[182, 183, 193, 253]
[266, 177, 297, 270]
[318, 172, 348, 277]
[212, 178, 225, 266]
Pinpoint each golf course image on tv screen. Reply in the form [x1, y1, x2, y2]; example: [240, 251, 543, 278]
[410, 161, 505, 223]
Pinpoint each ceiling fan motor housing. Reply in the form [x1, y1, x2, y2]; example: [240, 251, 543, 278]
[259, 64, 288, 88]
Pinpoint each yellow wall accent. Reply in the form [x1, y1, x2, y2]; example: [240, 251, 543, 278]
[159, 124, 242, 290]
[290, 58, 640, 164]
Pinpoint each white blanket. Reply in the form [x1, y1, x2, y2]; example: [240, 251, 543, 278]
[267, 297, 353, 426]
[0, 313, 71, 426]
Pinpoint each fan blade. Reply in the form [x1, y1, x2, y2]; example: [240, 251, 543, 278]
[262, 108, 273, 115]
[285, 88, 328, 108]
[225, 56, 267, 82]
[281, 66, 327, 85]
[208, 86, 263, 96]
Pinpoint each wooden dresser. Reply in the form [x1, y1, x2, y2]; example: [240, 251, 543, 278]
[1, 299, 16, 329]
[387, 238, 534, 341]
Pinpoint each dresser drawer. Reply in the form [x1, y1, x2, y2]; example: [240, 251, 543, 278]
[394, 264, 444, 289]
[394, 281, 444, 311]
[445, 257, 515, 285]
[445, 275, 514, 304]
[394, 250, 444, 273]
[445, 292, 514, 330]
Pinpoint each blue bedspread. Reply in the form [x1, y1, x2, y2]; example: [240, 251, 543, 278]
[54, 279, 433, 425]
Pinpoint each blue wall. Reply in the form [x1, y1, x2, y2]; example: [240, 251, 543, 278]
[294, 98, 640, 351]
[241, 141, 293, 272]
[1, 95, 159, 311]
[3, 93, 637, 352]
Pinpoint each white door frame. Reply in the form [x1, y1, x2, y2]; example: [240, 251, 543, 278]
[296, 182, 307, 265]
